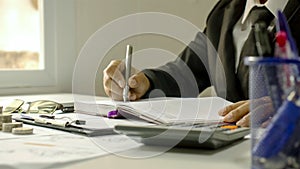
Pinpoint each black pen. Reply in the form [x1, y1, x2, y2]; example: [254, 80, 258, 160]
[253, 22, 272, 56]
[253, 21, 283, 111]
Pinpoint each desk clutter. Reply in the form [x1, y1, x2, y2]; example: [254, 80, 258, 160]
[0, 94, 250, 169]
[0, 96, 249, 149]
[0, 97, 142, 169]
[0, 99, 98, 136]
[0, 110, 34, 135]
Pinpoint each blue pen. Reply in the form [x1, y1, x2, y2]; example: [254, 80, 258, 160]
[276, 11, 298, 57]
[282, 119, 300, 157]
[275, 11, 299, 100]
[252, 90, 300, 158]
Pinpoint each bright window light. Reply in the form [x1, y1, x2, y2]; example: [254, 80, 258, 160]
[0, 0, 41, 70]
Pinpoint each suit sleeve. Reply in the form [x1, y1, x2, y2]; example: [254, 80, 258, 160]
[142, 32, 213, 98]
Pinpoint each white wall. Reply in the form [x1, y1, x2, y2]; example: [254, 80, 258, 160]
[0, 0, 218, 96]
[75, 0, 219, 96]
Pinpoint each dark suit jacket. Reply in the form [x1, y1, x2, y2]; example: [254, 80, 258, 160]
[143, 0, 300, 102]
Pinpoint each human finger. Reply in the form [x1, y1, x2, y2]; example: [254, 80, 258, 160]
[236, 113, 250, 127]
[128, 72, 150, 100]
[110, 91, 123, 101]
[218, 100, 248, 116]
[252, 102, 274, 126]
[103, 60, 125, 88]
[223, 101, 250, 123]
[104, 77, 124, 97]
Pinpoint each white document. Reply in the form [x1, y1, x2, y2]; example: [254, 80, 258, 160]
[0, 126, 141, 169]
[75, 97, 232, 124]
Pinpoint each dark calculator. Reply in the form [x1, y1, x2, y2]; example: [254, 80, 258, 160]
[114, 122, 250, 149]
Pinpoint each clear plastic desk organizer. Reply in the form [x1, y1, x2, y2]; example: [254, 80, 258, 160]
[245, 57, 300, 169]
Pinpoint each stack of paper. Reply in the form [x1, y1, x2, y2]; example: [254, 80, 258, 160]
[75, 97, 232, 124]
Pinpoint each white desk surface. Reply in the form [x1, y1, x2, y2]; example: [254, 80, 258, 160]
[0, 93, 251, 169]
[62, 140, 251, 169]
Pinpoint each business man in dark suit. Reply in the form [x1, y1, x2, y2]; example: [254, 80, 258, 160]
[103, 0, 300, 126]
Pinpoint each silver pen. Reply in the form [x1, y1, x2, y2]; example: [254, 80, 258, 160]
[123, 45, 133, 102]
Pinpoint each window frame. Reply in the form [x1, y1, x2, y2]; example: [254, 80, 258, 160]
[0, 0, 76, 95]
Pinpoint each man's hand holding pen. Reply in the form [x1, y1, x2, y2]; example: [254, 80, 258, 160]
[103, 43, 254, 127]
[103, 58, 251, 127]
[103, 59, 150, 101]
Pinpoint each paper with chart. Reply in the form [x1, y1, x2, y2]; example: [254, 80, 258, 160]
[0, 110, 149, 169]
[0, 125, 141, 169]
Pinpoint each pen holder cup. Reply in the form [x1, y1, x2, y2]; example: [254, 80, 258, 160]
[245, 57, 300, 169]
